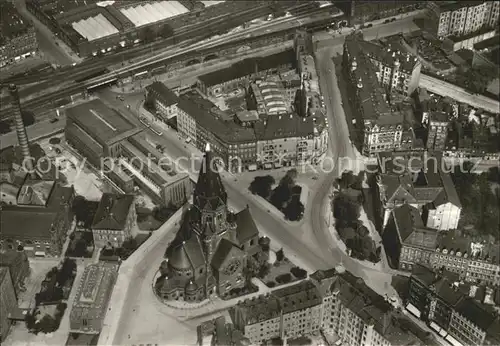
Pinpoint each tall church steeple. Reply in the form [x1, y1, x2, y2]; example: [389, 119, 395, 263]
[193, 143, 228, 234]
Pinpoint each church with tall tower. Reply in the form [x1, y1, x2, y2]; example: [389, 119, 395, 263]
[156, 144, 262, 302]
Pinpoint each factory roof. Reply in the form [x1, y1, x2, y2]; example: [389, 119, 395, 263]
[197, 49, 296, 87]
[91, 193, 134, 230]
[120, 1, 188, 27]
[66, 99, 142, 146]
[71, 263, 118, 333]
[249, 81, 288, 115]
[201, 1, 225, 7]
[71, 13, 119, 41]
[344, 34, 401, 127]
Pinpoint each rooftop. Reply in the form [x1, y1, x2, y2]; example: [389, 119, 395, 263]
[146, 82, 179, 107]
[273, 280, 322, 314]
[120, 1, 188, 27]
[392, 204, 438, 249]
[197, 49, 297, 87]
[0, 2, 33, 43]
[71, 13, 119, 42]
[436, 230, 499, 263]
[91, 193, 134, 230]
[344, 33, 402, 127]
[0, 207, 57, 241]
[66, 99, 142, 146]
[249, 80, 288, 115]
[17, 179, 55, 207]
[71, 263, 118, 333]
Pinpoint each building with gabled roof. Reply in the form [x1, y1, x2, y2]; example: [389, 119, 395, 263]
[382, 204, 439, 271]
[156, 144, 261, 302]
[0, 178, 75, 257]
[342, 33, 408, 156]
[145, 81, 180, 121]
[376, 151, 461, 231]
[408, 264, 500, 346]
[91, 193, 136, 248]
[231, 268, 435, 345]
[69, 263, 118, 334]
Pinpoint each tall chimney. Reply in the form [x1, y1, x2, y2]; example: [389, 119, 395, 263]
[9, 84, 35, 179]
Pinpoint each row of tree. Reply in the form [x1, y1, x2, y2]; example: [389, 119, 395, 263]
[249, 169, 305, 221]
[332, 171, 381, 263]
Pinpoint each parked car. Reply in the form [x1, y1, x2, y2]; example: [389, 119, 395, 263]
[50, 118, 59, 123]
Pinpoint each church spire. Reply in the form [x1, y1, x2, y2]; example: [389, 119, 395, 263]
[193, 142, 227, 211]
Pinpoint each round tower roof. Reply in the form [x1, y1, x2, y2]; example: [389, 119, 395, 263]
[186, 280, 198, 292]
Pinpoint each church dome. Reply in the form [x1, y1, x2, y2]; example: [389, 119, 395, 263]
[186, 280, 198, 292]
[169, 242, 192, 270]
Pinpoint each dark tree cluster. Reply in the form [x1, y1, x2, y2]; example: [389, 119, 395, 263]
[451, 164, 500, 240]
[152, 204, 177, 222]
[249, 169, 305, 221]
[72, 196, 99, 229]
[332, 171, 381, 263]
[25, 303, 67, 334]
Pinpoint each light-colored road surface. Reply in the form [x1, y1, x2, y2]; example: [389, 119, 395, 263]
[420, 74, 500, 114]
[94, 18, 432, 344]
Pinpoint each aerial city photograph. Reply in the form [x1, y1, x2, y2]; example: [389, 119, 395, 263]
[0, 0, 499, 345]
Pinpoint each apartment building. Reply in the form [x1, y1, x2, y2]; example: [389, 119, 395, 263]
[353, 39, 422, 96]
[342, 33, 407, 156]
[0, 2, 38, 67]
[382, 204, 438, 271]
[145, 82, 179, 121]
[231, 268, 432, 346]
[425, 112, 449, 151]
[430, 232, 500, 286]
[436, 1, 500, 39]
[407, 265, 500, 346]
[376, 151, 462, 231]
[383, 208, 500, 286]
[176, 92, 327, 172]
[91, 193, 136, 248]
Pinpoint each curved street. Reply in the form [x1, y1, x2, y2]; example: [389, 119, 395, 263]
[97, 16, 423, 345]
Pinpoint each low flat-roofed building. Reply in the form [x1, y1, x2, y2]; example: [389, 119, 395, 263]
[70, 263, 118, 334]
[91, 193, 136, 248]
[122, 134, 192, 206]
[65, 99, 142, 168]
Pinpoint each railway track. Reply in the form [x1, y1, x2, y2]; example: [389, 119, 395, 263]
[0, 4, 338, 120]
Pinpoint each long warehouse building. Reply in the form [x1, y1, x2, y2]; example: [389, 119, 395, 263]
[65, 99, 191, 206]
